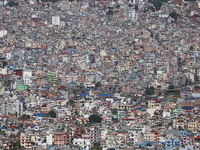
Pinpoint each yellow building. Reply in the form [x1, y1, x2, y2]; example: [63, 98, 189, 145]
[188, 120, 199, 132]
[148, 100, 161, 110]
[111, 103, 133, 110]
[172, 119, 185, 130]
[20, 133, 32, 149]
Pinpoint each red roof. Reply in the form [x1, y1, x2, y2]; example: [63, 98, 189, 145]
[195, 136, 200, 140]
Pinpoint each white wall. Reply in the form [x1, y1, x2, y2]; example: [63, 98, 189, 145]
[23, 70, 32, 85]
[192, 93, 200, 98]
[163, 111, 171, 118]
[6, 53, 12, 60]
[0, 30, 7, 38]
[0, 68, 7, 75]
[146, 108, 156, 117]
[46, 134, 53, 145]
[52, 16, 60, 26]
[73, 138, 91, 150]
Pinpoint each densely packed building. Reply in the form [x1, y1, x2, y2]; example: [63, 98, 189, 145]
[0, 0, 200, 149]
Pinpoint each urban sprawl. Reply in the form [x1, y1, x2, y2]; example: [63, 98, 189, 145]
[0, 0, 200, 149]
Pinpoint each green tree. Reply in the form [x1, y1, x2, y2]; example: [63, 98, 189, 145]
[168, 122, 173, 127]
[157, 122, 162, 127]
[146, 143, 152, 146]
[145, 86, 155, 95]
[89, 114, 102, 123]
[115, 4, 120, 8]
[135, 4, 139, 11]
[67, 99, 76, 108]
[157, 85, 161, 90]
[148, 6, 155, 12]
[75, 110, 79, 116]
[124, 108, 128, 112]
[149, 0, 169, 10]
[45, 110, 56, 118]
[128, 4, 133, 7]
[43, 138, 46, 143]
[10, 140, 21, 150]
[52, 0, 59, 3]
[169, 12, 180, 20]
[7, 1, 18, 7]
[195, 75, 199, 82]
[95, 82, 102, 87]
[21, 114, 30, 120]
[91, 142, 102, 150]
[2, 61, 8, 68]
[174, 90, 180, 96]
[81, 128, 85, 134]
[168, 85, 175, 89]
[106, 10, 114, 16]
[190, 45, 194, 50]
[178, 125, 183, 130]
[194, 85, 200, 89]
[112, 108, 118, 115]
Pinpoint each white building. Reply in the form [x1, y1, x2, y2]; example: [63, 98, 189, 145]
[52, 16, 60, 26]
[0, 68, 7, 75]
[1, 100, 23, 117]
[6, 53, 12, 60]
[23, 69, 33, 85]
[15, 100, 24, 117]
[128, 10, 137, 20]
[126, 0, 138, 4]
[73, 138, 91, 150]
[0, 0, 4, 5]
[46, 134, 53, 145]
[0, 30, 7, 38]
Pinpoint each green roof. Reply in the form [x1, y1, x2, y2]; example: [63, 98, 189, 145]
[17, 85, 29, 91]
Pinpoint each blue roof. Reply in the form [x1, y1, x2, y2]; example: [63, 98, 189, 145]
[81, 13, 87, 16]
[1, 126, 7, 129]
[48, 146, 58, 149]
[187, 97, 195, 100]
[42, 86, 50, 90]
[37, 113, 45, 117]
[99, 94, 113, 97]
[182, 107, 194, 110]
[110, 48, 117, 53]
[82, 89, 90, 93]
[80, 93, 89, 97]
[139, 141, 164, 146]
[7, 64, 14, 69]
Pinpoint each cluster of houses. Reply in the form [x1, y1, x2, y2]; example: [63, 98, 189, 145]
[0, 0, 200, 149]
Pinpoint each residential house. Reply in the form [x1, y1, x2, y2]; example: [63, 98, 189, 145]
[53, 131, 70, 145]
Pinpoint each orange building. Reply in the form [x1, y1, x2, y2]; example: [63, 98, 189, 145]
[53, 131, 70, 145]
